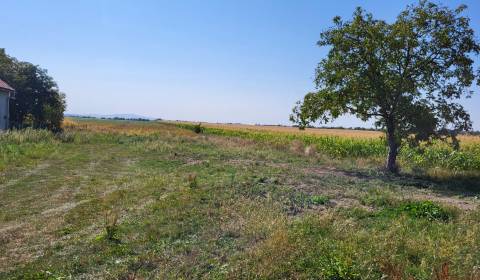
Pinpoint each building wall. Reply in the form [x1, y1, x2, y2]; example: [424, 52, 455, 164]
[0, 93, 9, 130]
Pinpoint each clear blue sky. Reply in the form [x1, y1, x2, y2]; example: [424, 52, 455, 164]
[3, 0, 480, 129]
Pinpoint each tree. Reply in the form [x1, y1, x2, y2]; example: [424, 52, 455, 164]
[0, 49, 66, 132]
[291, 1, 479, 173]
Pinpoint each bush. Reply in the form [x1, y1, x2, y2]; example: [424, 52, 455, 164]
[376, 200, 454, 222]
[193, 123, 204, 134]
[398, 201, 453, 222]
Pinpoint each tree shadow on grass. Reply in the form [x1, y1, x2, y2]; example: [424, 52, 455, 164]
[342, 168, 480, 198]
[405, 172, 480, 197]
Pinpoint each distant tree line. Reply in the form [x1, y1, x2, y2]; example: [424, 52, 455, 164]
[291, 124, 382, 131]
[69, 115, 152, 122]
[104, 117, 150, 121]
[0, 49, 66, 132]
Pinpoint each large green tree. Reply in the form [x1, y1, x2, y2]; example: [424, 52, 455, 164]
[291, 1, 479, 172]
[0, 49, 66, 132]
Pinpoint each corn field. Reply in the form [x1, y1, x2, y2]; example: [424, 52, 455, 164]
[177, 123, 480, 171]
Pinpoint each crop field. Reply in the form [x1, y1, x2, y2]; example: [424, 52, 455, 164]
[177, 122, 480, 173]
[1, 118, 480, 279]
[174, 121, 480, 142]
[174, 121, 385, 139]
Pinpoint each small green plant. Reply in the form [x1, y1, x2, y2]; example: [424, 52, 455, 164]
[285, 193, 329, 214]
[360, 188, 397, 208]
[187, 173, 198, 188]
[59, 226, 74, 236]
[320, 256, 361, 280]
[398, 201, 453, 222]
[309, 195, 329, 205]
[378, 200, 454, 222]
[229, 172, 236, 187]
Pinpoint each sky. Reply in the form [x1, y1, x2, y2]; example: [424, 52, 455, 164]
[2, 0, 480, 129]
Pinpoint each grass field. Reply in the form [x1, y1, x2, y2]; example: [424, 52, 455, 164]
[1, 118, 480, 279]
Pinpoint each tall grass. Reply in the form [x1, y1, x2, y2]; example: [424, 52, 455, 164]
[0, 128, 55, 144]
[0, 128, 58, 170]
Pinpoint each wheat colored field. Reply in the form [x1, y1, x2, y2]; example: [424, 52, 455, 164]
[174, 121, 480, 143]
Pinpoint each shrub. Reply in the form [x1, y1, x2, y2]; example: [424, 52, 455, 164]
[193, 123, 204, 134]
[377, 200, 454, 222]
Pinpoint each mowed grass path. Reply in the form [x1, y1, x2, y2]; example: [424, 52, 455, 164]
[0, 119, 479, 279]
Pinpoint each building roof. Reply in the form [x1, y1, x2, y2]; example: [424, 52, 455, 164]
[0, 78, 14, 92]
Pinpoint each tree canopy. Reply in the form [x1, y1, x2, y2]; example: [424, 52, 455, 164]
[0, 49, 66, 132]
[291, 1, 480, 172]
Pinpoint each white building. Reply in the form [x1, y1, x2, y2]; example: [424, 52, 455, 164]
[0, 78, 14, 130]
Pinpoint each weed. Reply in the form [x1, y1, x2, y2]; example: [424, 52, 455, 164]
[187, 173, 198, 188]
[309, 195, 329, 205]
[397, 200, 454, 222]
[59, 226, 74, 236]
[284, 193, 329, 214]
[360, 188, 397, 208]
[104, 209, 120, 242]
[320, 256, 361, 280]
[229, 172, 236, 187]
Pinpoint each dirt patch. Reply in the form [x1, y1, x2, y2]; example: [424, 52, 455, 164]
[299, 165, 479, 211]
[303, 166, 350, 177]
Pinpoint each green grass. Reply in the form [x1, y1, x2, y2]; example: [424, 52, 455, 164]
[0, 119, 479, 279]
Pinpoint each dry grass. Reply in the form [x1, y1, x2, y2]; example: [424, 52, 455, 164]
[63, 118, 196, 137]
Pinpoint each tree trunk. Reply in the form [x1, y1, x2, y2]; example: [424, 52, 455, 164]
[386, 123, 398, 173]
